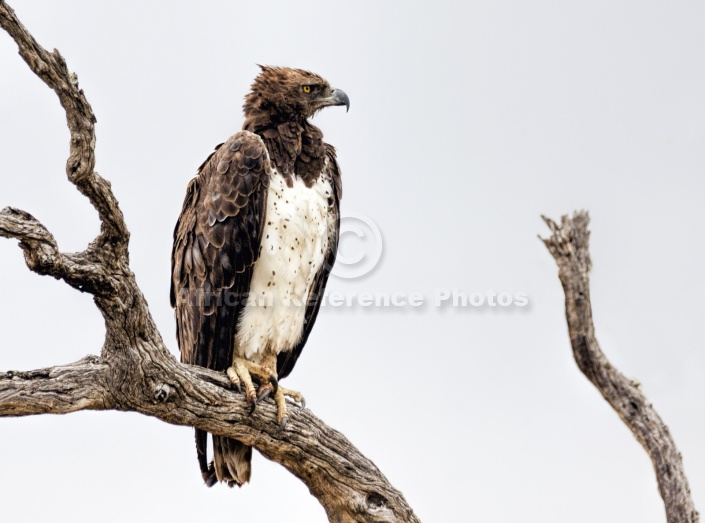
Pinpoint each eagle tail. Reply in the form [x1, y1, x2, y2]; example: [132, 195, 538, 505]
[195, 428, 252, 488]
[195, 428, 218, 487]
[212, 435, 252, 487]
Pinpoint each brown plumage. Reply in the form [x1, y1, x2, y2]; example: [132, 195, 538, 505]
[171, 66, 348, 487]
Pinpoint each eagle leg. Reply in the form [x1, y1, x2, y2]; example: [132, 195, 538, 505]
[273, 385, 306, 430]
[227, 357, 279, 413]
[227, 356, 303, 427]
[227, 360, 257, 412]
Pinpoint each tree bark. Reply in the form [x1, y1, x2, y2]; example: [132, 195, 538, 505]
[0, 2, 420, 522]
[542, 211, 699, 523]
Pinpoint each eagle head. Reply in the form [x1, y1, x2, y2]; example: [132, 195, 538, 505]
[243, 66, 349, 123]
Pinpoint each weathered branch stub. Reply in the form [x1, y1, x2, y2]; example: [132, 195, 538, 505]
[542, 211, 699, 523]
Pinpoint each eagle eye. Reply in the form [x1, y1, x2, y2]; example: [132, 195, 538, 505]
[302, 85, 312, 94]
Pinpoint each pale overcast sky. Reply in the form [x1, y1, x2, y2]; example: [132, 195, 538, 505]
[1, 1, 704, 522]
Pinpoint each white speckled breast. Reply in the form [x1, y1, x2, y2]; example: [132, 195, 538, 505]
[234, 166, 335, 361]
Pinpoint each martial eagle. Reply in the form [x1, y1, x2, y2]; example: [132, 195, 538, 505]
[170, 66, 349, 487]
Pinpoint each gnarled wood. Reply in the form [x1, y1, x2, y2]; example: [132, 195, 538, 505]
[0, 356, 111, 415]
[0, 2, 420, 522]
[542, 211, 699, 523]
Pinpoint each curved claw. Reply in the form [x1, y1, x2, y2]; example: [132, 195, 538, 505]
[249, 397, 257, 414]
[279, 416, 288, 431]
[269, 374, 279, 394]
[286, 396, 306, 409]
[257, 388, 271, 402]
[225, 367, 241, 393]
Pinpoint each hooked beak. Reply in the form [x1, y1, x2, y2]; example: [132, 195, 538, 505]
[326, 88, 350, 112]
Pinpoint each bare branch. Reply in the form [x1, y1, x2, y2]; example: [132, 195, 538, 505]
[135, 361, 421, 523]
[0, 207, 116, 294]
[0, 350, 420, 522]
[542, 211, 699, 523]
[0, 0, 128, 253]
[0, 356, 112, 416]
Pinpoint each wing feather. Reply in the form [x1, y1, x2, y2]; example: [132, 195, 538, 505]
[171, 131, 270, 370]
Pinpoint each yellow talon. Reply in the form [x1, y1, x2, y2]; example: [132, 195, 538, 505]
[227, 356, 304, 426]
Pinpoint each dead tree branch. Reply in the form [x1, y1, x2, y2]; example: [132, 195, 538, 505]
[0, 2, 420, 522]
[0, 356, 112, 415]
[542, 211, 699, 523]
